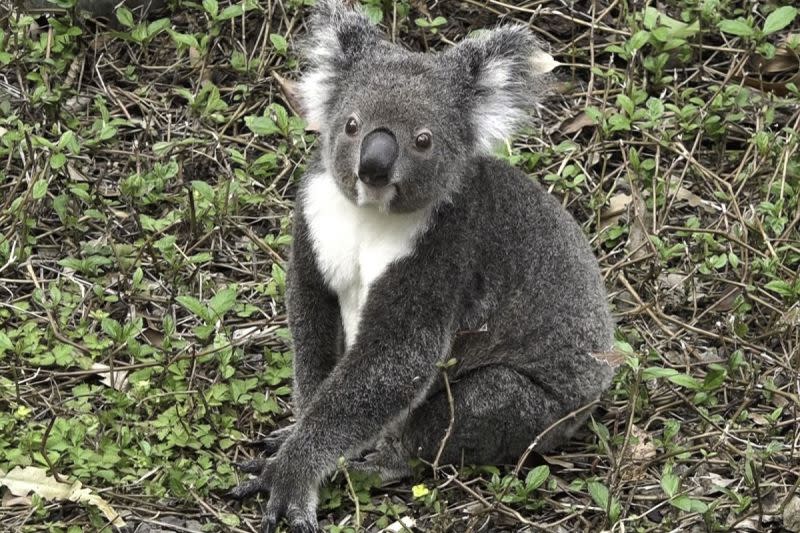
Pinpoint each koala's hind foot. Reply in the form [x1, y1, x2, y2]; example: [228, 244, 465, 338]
[228, 454, 319, 533]
[397, 364, 600, 467]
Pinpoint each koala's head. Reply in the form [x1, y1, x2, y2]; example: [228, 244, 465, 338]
[299, 0, 552, 212]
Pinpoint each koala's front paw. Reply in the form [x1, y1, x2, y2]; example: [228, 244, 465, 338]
[228, 456, 319, 532]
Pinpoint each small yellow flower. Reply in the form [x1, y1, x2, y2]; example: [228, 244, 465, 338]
[412, 484, 430, 499]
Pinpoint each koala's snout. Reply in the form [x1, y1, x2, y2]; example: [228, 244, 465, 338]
[358, 129, 398, 187]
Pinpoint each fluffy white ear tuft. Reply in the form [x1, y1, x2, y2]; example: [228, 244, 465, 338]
[472, 56, 528, 152]
[454, 26, 554, 152]
[297, 0, 380, 130]
[297, 57, 337, 131]
[530, 49, 559, 76]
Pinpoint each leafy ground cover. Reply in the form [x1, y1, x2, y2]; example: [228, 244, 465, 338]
[1, 0, 799, 531]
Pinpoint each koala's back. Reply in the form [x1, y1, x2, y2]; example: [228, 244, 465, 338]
[445, 156, 614, 380]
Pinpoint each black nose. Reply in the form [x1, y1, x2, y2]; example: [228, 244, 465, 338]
[358, 129, 398, 187]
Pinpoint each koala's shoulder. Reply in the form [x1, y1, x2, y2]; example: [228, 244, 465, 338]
[466, 155, 547, 203]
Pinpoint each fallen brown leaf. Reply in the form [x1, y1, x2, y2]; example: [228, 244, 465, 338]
[560, 111, 595, 135]
[410, 0, 429, 17]
[626, 184, 651, 261]
[675, 186, 704, 208]
[90, 363, 130, 391]
[590, 349, 627, 367]
[619, 425, 657, 482]
[743, 44, 800, 96]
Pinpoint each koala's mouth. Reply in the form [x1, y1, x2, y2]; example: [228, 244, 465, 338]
[355, 180, 397, 211]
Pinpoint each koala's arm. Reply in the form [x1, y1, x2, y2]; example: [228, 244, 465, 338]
[285, 208, 341, 414]
[278, 235, 467, 479]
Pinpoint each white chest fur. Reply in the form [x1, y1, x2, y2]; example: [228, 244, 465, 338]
[302, 173, 430, 348]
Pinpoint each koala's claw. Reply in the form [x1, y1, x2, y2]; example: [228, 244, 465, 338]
[288, 520, 318, 533]
[287, 508, 318, 533]
[227, 474, 271, 500]
[259, 502, 318, 533]
[234, 457, 268, 474]
[259, 514, 278, 533]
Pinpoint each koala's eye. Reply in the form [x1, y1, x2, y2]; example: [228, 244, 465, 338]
[415, 131, 432, 150]
[345, 117, 359, 136]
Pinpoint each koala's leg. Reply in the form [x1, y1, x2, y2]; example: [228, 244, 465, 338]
[352, 364, 601, 480]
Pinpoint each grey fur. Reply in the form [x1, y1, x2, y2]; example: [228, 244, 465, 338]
[229, 2, 615, 531]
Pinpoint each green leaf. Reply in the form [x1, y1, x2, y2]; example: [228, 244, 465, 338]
[219, 513, 240, 527]
[202, 0, 218, 18]
[585, 105, 603, 124]
[170, 31, 200, 48]
[668, 373, 703, 390]
[50, 153, 67, 170]
[101, 318, 122, 340]
[765, 280, 794, 297]
[587, 480, 609, 508]
[269, 33, 288, 54]
[191, 180, 215, 201]
[268, 103, 289, 131]
[245, 116, 280, 136]
[190, 252, 213, 264]
[669, 19, 700, 40]
[139, 213, 176, 232]
[670, 494, 707, 512]
[587, 481, 621, 522]
[32, 179, 48, 199]
[607, 113, 631, 132]
[272, 263, 286, 291]
[208, 287, 237, 317]
[689, 498, 708, 513]
[661, 469, 679, 497]
[146, 18, 170, 38]
[643, 7, 659, 29]
[115, 6, 134, 27]
[98, 124, 117, 141]
[642, 366, 679, 380]
[57, 130, 79, 153]
[219, 4, 244, 20]
[671, 494, 692, 511]
[363, 4, 382, 24]
[628, 30, 650, 51]
[31, 180, 47, 200]
[525, 465, 550, 491]
[415, 16, 447, 30]
[0, 331, 13, 354]
[132, 267, 143, 286]
[618, 95, 635, 116]
[703, 365, 727, 390]
[646, 97, 665, 119]
[176, 295, 210, 322]
[763, 6, 797, 35]
[718, 18, 754, 37]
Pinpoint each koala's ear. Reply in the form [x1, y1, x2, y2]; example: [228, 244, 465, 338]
[298, 0, 381, 129]
[450, 26, 555, 152]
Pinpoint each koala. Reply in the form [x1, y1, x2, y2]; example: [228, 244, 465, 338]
[228, 1, 616, 531]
